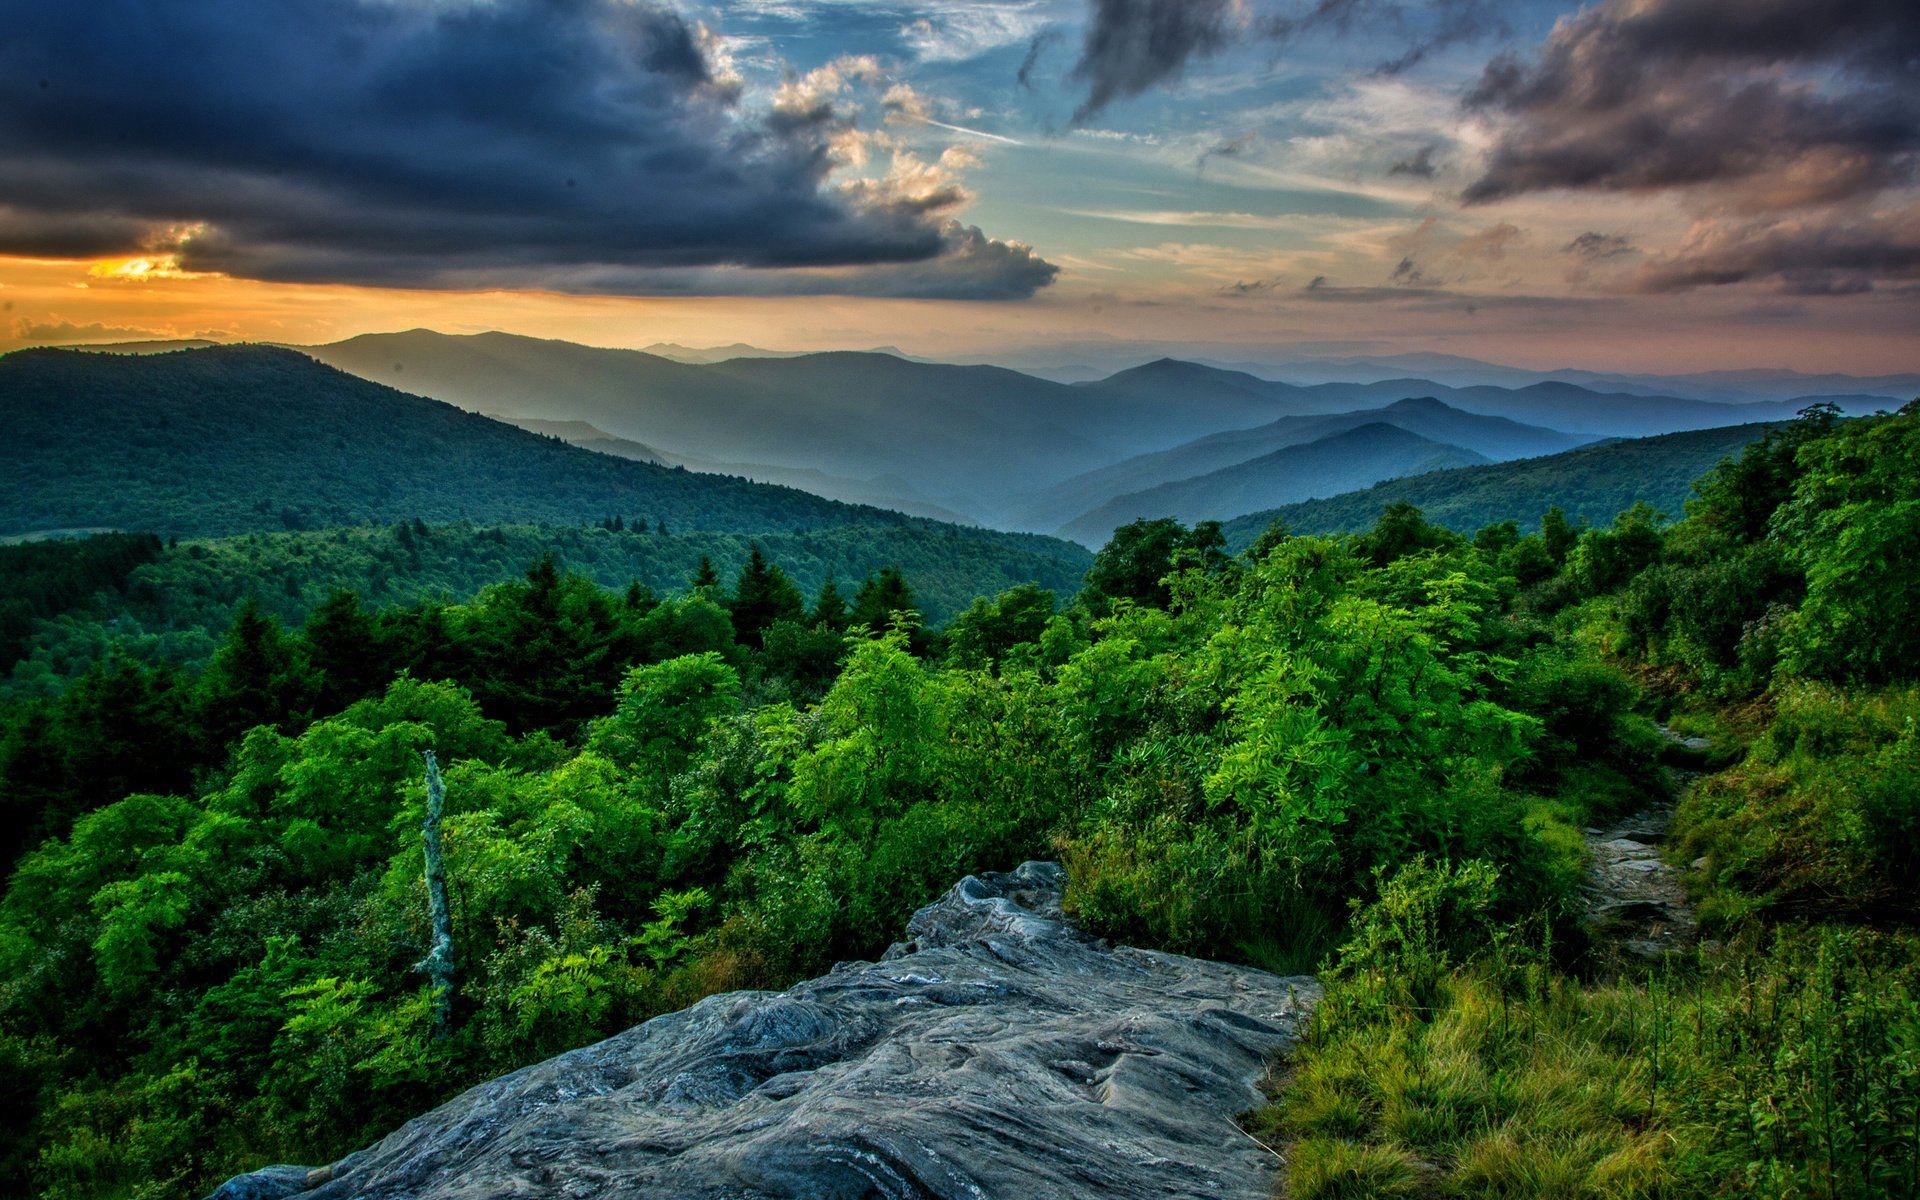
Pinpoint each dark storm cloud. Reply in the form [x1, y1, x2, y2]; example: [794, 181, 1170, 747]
[1462, 0, 1920, 207]
[0, 0, 1056, 299]
[1070, 0, 1236, 122]
[553, 222, 1060, 300]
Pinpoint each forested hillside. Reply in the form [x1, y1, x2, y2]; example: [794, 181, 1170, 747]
[1, 521, 1089, 693]
[1057, 423, 1488, 547]
[1015, 396, 1583, 536]
[0, 346, 1072, 578]
[0, 400, 1914, 1200]
[1222, 420, 1787, 545]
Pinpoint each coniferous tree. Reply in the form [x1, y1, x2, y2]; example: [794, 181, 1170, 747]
[811, 575, 849, 629]
[728, 543, 805, 650]
[304, 588, 390, 715]
[197, 596, 317, 754]
[850, 565, 918, 634]
[690, 555, 720, 591]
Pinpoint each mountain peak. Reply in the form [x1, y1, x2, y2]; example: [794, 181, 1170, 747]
[1384, 395, 1453, 413]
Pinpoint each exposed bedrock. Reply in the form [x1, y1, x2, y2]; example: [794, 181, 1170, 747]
[210, 860, 1319, 1200]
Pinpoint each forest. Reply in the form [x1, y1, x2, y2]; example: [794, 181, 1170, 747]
[0, 400, 1914, 1199]
[0, 521, 1090, 696]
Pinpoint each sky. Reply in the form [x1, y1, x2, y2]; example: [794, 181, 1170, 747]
[0, 0, 1914, 373]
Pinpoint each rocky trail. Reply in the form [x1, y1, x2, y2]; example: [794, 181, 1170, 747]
[1578, 728, 1707, 971]
[210, 862, 1320, 1200]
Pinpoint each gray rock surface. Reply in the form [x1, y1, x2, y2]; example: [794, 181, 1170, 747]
[208, 861, 1318, 1200]
[1580, 729, 1704, 969]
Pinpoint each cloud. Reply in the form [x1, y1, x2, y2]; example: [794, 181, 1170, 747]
[1462, 0, 1920, 208]
[552, 222, 1060, 299]
[9, 317, 167, 344]
[1632, 211, 1920, 295]
[1018, 31, 1063, 89]
[0, 0, 1056, 299]
[1382, 217, 1524, 285]
[1260, 0, 1509, 76]
[1066, 0, 1507, 121]
[1387, 144, 1439, 178]
[1295, 278, 1605, 310]
[1196, 132, 1258, 173]
[1070, 0, 1238, 122]
[1565, 232, 1635, 261]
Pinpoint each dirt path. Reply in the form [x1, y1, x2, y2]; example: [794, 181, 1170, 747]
[1578, 729, 1705, 971]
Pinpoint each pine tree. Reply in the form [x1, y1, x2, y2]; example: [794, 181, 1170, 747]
[304, 589, 388, 715]
[811, 574, 849, 629]
[198, 596, 317, 754]
[690, 555, 719, 591]
[850, 565, 918, 634]
[728, 543, 805, 650]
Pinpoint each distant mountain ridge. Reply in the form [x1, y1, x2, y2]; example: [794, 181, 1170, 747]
[302, 331, 1872, 533]
[1058, 423, 1489, 547]
[1218, 422, 1785, 548]
[498, 417, 979, 525]
[0, 346, 1091, 601]
[303, 332, 1291, 526]
[1017, 395, 1591, 536]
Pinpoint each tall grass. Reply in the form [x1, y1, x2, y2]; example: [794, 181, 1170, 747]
[1254, 866, 1920, 1199]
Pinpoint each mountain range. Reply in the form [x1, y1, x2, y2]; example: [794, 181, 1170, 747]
[1022, 395, 1592, 541]
[1219, 422, 1785, 548]
[299, 330, 1879, 532]
[0, 346, 1091, 608]
[1058, 423, 1491, 548]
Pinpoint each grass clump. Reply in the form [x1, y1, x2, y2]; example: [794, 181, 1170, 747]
[1258, 860, 1920, 1199]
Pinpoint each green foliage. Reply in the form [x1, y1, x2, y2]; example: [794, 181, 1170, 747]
[4, 402, 1914, 1199]
[1349, 501, 1461, 567]
[942, 583, 1057, 671]
[0, 533, 164, 669]
[1774, 404, 1920, 684]
[588, 654, 740, 788]
[726, 543, 806, 649]
[1078, 516, 1227, 614]
[4, 521, 1087, 692]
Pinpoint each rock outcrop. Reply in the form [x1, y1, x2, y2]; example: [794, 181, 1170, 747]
[210, 861, 1319, 1200]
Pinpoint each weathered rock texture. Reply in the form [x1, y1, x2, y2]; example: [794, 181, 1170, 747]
[1580, 729, 1705, 970]
[210, 861, 1319, 1200]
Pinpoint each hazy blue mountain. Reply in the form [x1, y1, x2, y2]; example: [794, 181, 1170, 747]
[1059, 423, 1489, 548]
[1219, 422, 1783, 548]
[0, 347, 1091, 597]
[1015, 397, 1591, 533]
[305, 333, 1267, 524]
[1081, 361, 1878, 438]
[1191, 353, 1915, 405]
[299, 332, 1885, 533]
[499, 417, 978, 525]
